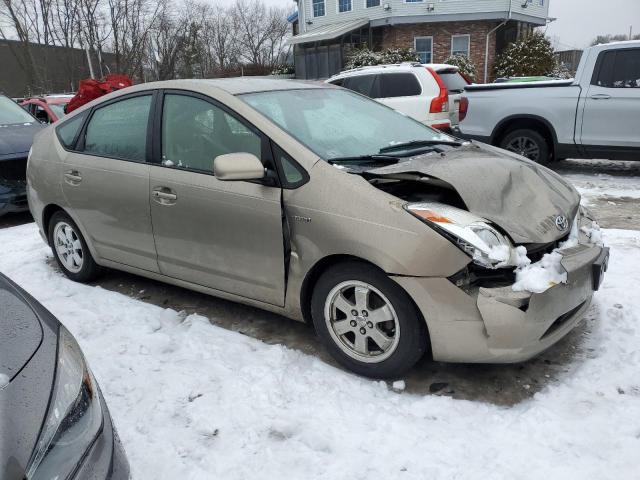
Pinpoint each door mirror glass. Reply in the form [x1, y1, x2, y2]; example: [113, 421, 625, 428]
[213, 153, 265, 181]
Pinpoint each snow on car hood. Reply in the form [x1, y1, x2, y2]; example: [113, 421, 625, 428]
[366, 142, 580, 244]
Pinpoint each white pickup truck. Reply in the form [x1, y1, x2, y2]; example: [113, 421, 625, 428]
[459, 40, 640, 164]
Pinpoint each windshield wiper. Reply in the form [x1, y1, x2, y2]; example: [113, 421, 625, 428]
[327, 154, 400, 165]
[379, 139, 462, 154]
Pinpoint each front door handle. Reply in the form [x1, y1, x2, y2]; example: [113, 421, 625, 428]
[152, 187, 177, 205]
[64, 170, 82, 185]
[590, 93, 611, 100]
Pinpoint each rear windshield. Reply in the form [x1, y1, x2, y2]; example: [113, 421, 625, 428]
[0, 96, 36, 126]
[437, 71, 469, 93]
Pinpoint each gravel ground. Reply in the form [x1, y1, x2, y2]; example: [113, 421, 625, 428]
[1, 159, 638, 406]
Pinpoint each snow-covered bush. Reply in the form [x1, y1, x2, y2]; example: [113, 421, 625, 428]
[493, 32, 556, 78]
[344, 47, 419, 70]
[443, 54, 478, 81]
[271, 64, 295, 75]
[549, 60, 573, 79]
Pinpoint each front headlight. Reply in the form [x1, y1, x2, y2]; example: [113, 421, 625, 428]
[405, 202, 516, 269]
[26, 326, 103, 479]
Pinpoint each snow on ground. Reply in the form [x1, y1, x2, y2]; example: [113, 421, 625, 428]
[1, 224, 640, 480]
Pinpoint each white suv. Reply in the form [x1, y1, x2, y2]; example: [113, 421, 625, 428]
[326, 63, 470, 132]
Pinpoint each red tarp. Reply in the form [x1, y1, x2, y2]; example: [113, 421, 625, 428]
[65, 74, 133, 114]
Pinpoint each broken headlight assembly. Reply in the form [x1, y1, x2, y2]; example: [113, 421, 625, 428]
[25, 326, 103, 479]
[405, 202, 516, 269]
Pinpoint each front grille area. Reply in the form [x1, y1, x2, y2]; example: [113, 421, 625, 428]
[522, 232, 571, 263]
[0, 158, 28, 181]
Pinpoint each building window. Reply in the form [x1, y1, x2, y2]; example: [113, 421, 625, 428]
[366, 0, 380, 7]
[312, 0, 325, 17]
[451, 34, 470, 57]
[415, 37, 433, 64]
[338, 0, 352, 12]
[405, 0, 424, 3]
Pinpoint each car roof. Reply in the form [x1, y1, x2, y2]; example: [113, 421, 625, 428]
[136, 78, 328, 95]
[327, 63, 458, 80]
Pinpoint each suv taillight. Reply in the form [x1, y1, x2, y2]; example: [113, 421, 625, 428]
[427, 67, 449, 114]
[459, 97, 469, 122]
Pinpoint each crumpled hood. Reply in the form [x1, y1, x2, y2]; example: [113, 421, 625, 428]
[366, 142, 580, 244]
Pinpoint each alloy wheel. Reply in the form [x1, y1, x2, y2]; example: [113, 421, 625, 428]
[323, 280, 400, 363]
[53, 222, 84, 273]
[505, 136, 540, 161]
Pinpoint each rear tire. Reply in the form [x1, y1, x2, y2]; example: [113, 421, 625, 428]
[499, 128, 551, 164]
[311, 262, 428, 379]
[48, 211, 101, 282]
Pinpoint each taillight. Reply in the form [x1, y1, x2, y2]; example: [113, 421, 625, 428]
[459, 97, 469, 122]
[427, 67, 449, 114]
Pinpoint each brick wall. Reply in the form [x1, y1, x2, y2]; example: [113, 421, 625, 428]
[380, 21, 501, 82]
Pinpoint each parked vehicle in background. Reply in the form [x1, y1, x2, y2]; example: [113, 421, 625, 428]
[459, 41, 640, 164]
[0, 94, 44, 217]
[21, 94, 73, 123]
[28, 78, 608, 378]
[0, 272, 129, 480]
[326, 63, 470, 132]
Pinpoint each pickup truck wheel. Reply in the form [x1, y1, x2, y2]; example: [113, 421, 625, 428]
[500, 129, 550, 164]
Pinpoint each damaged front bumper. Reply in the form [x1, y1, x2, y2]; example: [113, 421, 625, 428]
[392, 243, 609, 363]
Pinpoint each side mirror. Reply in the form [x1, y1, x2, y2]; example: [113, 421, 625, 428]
[213, 153, 265, 181]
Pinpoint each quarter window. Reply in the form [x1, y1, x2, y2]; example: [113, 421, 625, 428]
[343, 75, 378, 97]
[84, 95, 151, 161]
[57, 111, 87, 149]
[312, 0, 325, 17]
[451, 35, 470, 57]
[415, 37, 433, 64]
[161, 94, 262, 173]
[594, 49, 640, 88]
[338, 0, 351, 13]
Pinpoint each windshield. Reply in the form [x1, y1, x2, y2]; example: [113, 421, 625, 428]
[49, 103, 67, 118]
[0, 96, 36, 126]
[437, 71, 469, 93]
[240, 88, 455, 161]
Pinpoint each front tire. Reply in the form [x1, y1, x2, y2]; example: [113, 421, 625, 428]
[499, 128, 551, 164]
[311, 262, 427, 379]
[48, 211, 101, 282]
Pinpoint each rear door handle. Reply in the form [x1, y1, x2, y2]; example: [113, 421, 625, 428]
[590, 94, 611, 100]
[152, 187, 177, 205]
[64, 170, 82, 184]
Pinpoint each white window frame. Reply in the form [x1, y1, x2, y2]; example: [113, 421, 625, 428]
[312, 0, 326, 17]
[364, 0, 380, 8]
[336, 0, 352, 13]
[414, 36, 433, 64]
[451, 34, 470, 57]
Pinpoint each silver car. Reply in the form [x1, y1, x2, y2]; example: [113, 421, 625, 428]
[27, 79, 609, 378]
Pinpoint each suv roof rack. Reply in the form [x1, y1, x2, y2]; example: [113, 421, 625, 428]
[332, 62, 423, 77]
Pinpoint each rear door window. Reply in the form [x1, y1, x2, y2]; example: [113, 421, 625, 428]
[379, 73, 422, 98]
[593, 49, 640, 88]
[83, 95, 152, 161]
[343, 75, 378, 97]
[57, 111, 88, 149]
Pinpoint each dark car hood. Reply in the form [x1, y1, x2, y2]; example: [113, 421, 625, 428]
[0, 279, 43, 385]
[366, 142, 580, 244]
[0, 122, 44, 158]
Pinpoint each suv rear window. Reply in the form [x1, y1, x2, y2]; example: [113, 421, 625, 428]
[436, 70, 469, 93]
[379, 73, 421, 98]
[343, 75, 378, 97]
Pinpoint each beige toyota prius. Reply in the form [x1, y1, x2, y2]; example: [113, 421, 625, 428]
[27, 78, 609, 378]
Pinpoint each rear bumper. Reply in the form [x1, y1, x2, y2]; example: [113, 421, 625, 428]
[393, 243, 608, 363]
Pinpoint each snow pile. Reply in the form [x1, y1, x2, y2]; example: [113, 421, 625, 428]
[487, 244, 511, 265]
[1, 224, 639, 479]
[0, 373, 9, 389]
[582, 221, 604, 246]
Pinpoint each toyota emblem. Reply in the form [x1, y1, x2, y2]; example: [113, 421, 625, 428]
[555, 215, 569, 231]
